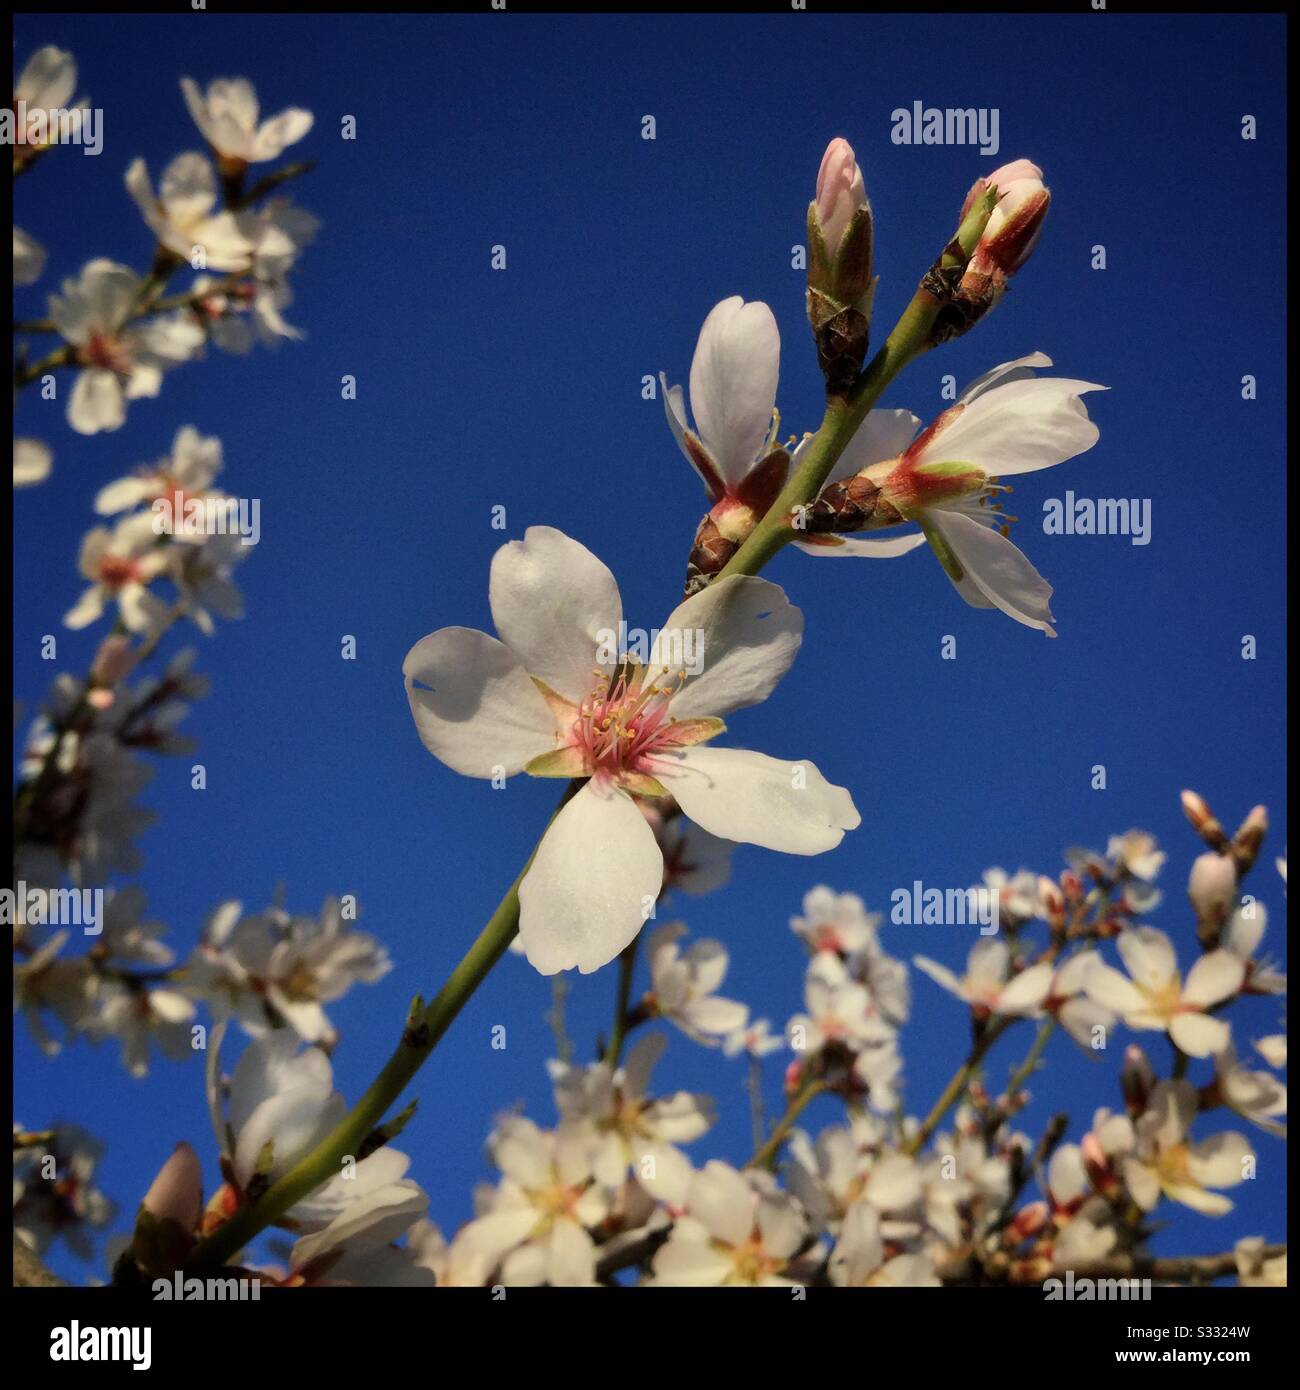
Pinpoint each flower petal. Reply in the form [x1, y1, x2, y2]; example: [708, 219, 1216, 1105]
[1182, 950, 1246, 1009]
[919, 375, 1105, 477]
[688, 297, 779, 488]
[489, 526, 622, 705]
[794, 531, 928, 559]
[929, 512, 1056, 636]
[517, 781, 663, 974]
[652, 575, 802, 720]
[403, 627, 559, 777]
[656, 745, 858, 854]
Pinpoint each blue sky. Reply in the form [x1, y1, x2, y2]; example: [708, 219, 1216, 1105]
[13, 12, 1286, 1282]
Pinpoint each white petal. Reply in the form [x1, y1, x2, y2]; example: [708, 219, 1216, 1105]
[1187, 1132, 1252, 1190]
[688, 1161, 754, 1246]
[996, 961, 1053, 1014]
[795, 531, 928, 559]
[652, 574, 802, 720]
[912, 956, 965, 999]
[403, 627, 559, 777]
[957, 352, 1053, 403]
[1084, 962, 1147, 1017]
[656, 745, 858, 854]
[489, 527, 622, 704]
[920, 375, 1105, 477]
[517, 781, 662, 975]
[688, 297, 779, 487]
[930, 512, 1055, 636]
[1116, 928, 1177, 993]
[1182, 950, 1246, 1009]
[1169, 1012, 1232, 1059]
[824, 408, 921, 485]
[69, 369, 126, 435]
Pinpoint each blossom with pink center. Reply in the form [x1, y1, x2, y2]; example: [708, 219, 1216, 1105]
[801, 353, 1106, 635]
[64, 513, 169, 634]
[404, 527, 860, 975]
[663, 298, 924, 567]
[94, 425, 226, 541]
[913, 939, 1054, 1020]
[48, 259, 202, 434]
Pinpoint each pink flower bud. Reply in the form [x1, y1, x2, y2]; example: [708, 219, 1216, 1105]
[815, 137, 867, 252]
[141, 1142, 203, 1232]
[1009, 1201, 1049, 1241]
[961, 159, 1049, 279]
[1121, 1045, 1155, 1114]
[1188, 851, 1237, 920]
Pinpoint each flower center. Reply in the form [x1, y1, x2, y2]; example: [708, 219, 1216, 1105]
[572, 661, 687, 782]
[98, 555, 143, 589]
[82, 330, 134, 375]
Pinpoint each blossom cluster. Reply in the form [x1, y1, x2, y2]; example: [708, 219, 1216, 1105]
[14, 45, 316, 473]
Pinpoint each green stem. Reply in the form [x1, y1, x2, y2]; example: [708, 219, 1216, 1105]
[187, 781, 578, 1271]
[904, 1015, 1016, 1157]
[1005, 1017, 1056, 1098]
[603, 936, 640, 1067]
[717, 193, 994, 585]
[186, 189, 997, 1269]
[748, 1077, 828, 1171]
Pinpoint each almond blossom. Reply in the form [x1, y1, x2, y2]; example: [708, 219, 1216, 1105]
[663, 298, 927, 577]
[48, 259, 202, 434]
[1223, 903, 1286, 995]
[14, 226, 47, 285]
[829, 1200, 939, 1287]
[185, 897, 391, 1045]
[211, 1032, 424, 1239]
[448, 1115, 612, 1286]
[125, 153, 254, 271]
[548, 1032, 715, 1187]
[180, 77, 313, 169]
[1212, 1041, 1287, 1138]
[94, 425, 225, 528]
[803, 354, 1105, 635]
[790, 884, 881, 955]
[1113, 1079, 1253, 1216]
[645, 923, 748, 1045]
[64, 513, 170, 634]
[649, 1161, 808, 1286]
[1084, 926, 1245, 1057]
[404, 526, 859, 974]
[913, 938, 1052, 1018]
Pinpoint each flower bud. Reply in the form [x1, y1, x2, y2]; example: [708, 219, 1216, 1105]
[1232, 805, 1268, 870]
[930, 160, 1049, 344]
[1121, 1045, 1155, 1115]
[807, 137, 875, 393]
[815, 138, 868, 256]
[1008, 1200, 1049, 1242]
[141, 1142, 203, 1230]
[1188, 851, 1238, 924]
